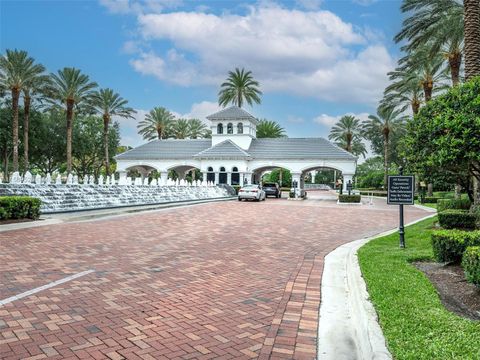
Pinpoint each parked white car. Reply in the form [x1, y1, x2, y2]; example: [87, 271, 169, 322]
[238, 184, 266, 201]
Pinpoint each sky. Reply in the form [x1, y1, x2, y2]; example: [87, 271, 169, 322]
[0, 0, 404, 150]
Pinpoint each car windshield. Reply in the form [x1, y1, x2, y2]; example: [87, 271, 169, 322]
[263, 183, 276, 187]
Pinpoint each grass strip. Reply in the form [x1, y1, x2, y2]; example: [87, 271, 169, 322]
[358, 216, 480, 360]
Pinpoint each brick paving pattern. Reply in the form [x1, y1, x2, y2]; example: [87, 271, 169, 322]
[0, 195, 430, 359]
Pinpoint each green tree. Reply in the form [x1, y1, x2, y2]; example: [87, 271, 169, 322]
[92, 88, 135, 175]
[464, 0, 480, 80]
[72, 116, 120, 179]
[187, 118, 208, 139]
[355, 157, 388, 189]
[263, 168, 291, 187]
[395, 0, 464, 86]
[29, 109, 66, 175]
[171, 118, 190, 139]
[137, 107, 174, 140]
[218, 68, 262, 108]
[256, 119, 286, 138]
[382, 72, 424, 115]
[0, 105, 13, 180]
[328, 115, 363, 153]
[49, 67, 98, 173]
[402, 76, 480, 202]
[363, 106, 407, 189]
[334, 134, 367, 158]
[0, 49, 46, 171]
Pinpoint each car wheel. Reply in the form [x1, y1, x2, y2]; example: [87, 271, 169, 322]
[238, 197, 242, 201]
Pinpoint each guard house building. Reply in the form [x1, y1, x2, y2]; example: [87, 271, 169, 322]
[115, 106, 357, 192]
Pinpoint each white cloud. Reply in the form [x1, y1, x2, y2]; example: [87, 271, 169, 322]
[295, 0, 323, 10]
[313, 112, 370, 127]
[100, 0, 183, 14]
[127, 3, 393, 105]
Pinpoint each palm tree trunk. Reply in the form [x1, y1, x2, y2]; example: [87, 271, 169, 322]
[103, 114, 110, 176]
[448, 51, 462, 86]
[11, 87, 20, 172]
[383, 135, 389, 190]
[66, 99, 74, 174]
[422, 80, 433, 102]
[412, 99, 420, 115]
[23, 94, 31, 170]
[464, 0, 480, 80]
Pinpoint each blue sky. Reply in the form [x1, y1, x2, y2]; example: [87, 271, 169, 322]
[1, 0, 404, 148]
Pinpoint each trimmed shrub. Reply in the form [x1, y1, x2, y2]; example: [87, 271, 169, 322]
[338, 194, 361, 203]
[431, 230, 480, 263]
[423, 196, 441, 203]
[438, 209, 477, 229]
[437, 198, 472, 213]
[462, 246, 480, 287]
[232, 185, 241, 194]
[0, 196, 42, 220]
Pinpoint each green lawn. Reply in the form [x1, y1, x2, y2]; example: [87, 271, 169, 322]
[414, 200, 438, 209]
[358, 216, 480, 360]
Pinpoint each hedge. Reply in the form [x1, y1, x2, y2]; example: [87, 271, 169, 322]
[0, 196, 42, 220]
[422, 196, 441, 203]
[437, 198, 472, 213]
[431, 229, 480, 263]
[338, 194, 361, 203]
[438, 209, 477, 229]
[462, 246, 480, 287]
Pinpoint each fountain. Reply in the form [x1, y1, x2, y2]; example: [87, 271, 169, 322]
[0, 171, 231, 213]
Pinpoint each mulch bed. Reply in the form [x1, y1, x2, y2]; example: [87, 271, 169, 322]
[414, 262, 480, 321]
[0, 218, 36, 225]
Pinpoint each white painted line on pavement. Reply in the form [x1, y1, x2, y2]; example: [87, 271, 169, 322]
[0, 269, 95, 307]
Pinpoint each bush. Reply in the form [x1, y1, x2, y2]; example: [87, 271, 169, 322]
[423, 196, 441, 203]
[431, 230, 480, 263]
[437, 198, 472, 212]
[0, 196, 42, 220]
[338, 194, 361, 203]
[438, 209, 477, 229]
[231, 185, 241, 194]
[462, 246, 480, 287]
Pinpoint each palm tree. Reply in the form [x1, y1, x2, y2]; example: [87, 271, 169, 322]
[22, 73, 51, 170]
[383, 73, 424, 115]
[395, 0, 464, 86]
[171, 118, 190, 139]
[464, 0, 480, 80]
[92, 88, 135, 175]
[328, 115, 363, 153]
[187, 118, 208, 139]
[0, 49, 46, 172]
[137, 107, 174, 140]
[49, 67, 97, 173]
[362, 106, 408, 189]
[334, 134, 367, 158]
[395, 45, 447, 102]
[218, 68, 262, 108]
[256, 119, 286, 138]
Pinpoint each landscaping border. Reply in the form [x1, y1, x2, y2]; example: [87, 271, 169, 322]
[317, 213, 437, 360]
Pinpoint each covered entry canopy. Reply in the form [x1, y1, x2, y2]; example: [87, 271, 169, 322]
[115, 106, 357, 190]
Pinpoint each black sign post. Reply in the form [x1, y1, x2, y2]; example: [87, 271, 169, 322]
[387, 167, 414, 248]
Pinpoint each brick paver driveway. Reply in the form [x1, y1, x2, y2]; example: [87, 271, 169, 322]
[0, 194, 430, 359]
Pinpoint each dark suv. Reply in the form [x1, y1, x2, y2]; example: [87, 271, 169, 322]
[262, 182, 281, 198]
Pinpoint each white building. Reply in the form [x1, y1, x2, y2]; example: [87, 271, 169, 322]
[115, 106, 357, 191]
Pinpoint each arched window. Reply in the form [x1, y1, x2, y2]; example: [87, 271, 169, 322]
[217, 123, 223, 134]
[219, 166, 227, 184]
[207, 166, 215, 182]
[231, 167, 240, 185]
[227, 123, 233, 134]
[237, 122, 243, 134]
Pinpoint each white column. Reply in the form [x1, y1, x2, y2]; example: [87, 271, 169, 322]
[244, 172, 252, 185]
[202, 172, 207, 182]
[214, 172, 219, 185]
[227, 172, 232, 185]
[291, 172, 302, 198]
[239, 173, 244, 186]
[343, 174, 353, 192]
[161, 171, 169, 184]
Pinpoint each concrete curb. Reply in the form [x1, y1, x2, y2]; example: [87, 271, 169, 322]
[317, 213, 438, 360]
